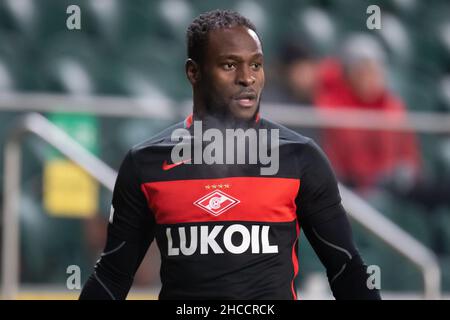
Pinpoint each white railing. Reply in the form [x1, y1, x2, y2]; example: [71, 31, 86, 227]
[338, 185, 441, 299]
[1, 92, 450, 133]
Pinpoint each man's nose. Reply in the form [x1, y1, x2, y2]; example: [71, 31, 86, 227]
[236, 66, 256, 87]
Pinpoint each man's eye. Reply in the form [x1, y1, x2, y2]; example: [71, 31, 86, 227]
[251, 63, 262, 70]
[223, 63, 236, 70]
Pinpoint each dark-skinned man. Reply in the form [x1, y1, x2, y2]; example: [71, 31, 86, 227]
[80, 9, 381, 300]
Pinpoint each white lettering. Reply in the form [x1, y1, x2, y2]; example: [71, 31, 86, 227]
[167, 228, 179, 256]
[366, 5, 381, 30]
[179, 226, 197, 255]
[262, 225, 278, 253]
[66, 5, 81, 30]
[167, 224, 279, 256]
[200, 225, 224, 254]
[170, 121, 280, 175]
[223, 224, 251, 254]
[251, 225, 260, 254]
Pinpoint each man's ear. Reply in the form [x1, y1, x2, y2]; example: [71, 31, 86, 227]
[186, 58, 201, 85]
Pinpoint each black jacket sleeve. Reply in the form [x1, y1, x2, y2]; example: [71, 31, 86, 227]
[297, 140, 381, 300]
[79, 150, 155, 300]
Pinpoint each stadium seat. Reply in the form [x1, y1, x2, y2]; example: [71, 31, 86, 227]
[439, 255, 450, 291]
[351, 219, 424, 291]
[20, 190, 91, 284]
[0, 30, 37, 91]
[118, 35, 189, 100]
[378, 14, 412, 66]
[120, 0, 183, 44]
[157, 0, 194, 42]
[0, 58, 15, 92]
[293, 6, 338, 56]
[430, 207, 450, 255]
[0, 0, 40, 39]
[439, 75, 450, 111]
[437, 21, 450, 69]
[190, 0, 239, 14]
[397, 72, 440, 111]
[328, 0, 374, 32]
[83, 0, 131, 49]
[38, 32, 112, 94]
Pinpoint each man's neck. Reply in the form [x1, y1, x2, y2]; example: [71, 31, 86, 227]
[192, 112, 259, 131]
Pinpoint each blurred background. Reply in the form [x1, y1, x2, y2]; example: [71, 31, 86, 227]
[0, 0, 449, 299]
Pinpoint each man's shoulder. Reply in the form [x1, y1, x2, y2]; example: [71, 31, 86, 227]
[129, 120, 186, 154]
[125, 117, 320, 160]
[260, 117, 329, 167]
[259, 117, 313, 146]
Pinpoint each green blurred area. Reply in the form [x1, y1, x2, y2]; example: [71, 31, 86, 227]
[0, 0, 449, 109]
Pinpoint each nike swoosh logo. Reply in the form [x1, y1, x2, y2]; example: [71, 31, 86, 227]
[162, 158, 192, 171]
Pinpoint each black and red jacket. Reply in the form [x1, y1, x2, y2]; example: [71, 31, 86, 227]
[80, 115, 381, 300]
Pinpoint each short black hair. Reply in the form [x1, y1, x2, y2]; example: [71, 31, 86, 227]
[186, 9, 258, 64]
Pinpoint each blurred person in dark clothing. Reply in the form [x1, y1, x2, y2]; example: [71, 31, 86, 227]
[263, 42, 321, 140]
[267, 42, 320, 105]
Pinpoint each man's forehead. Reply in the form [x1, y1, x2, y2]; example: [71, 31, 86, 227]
[206, 26, 263, 55]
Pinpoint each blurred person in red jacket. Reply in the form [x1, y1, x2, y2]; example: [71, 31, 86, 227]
[314, 34, 421, 193]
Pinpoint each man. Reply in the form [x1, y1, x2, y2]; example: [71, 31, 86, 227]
[80, 10, 381, 300]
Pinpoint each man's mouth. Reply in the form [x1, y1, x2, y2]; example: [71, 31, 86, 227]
[234, 92, 257, 108]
